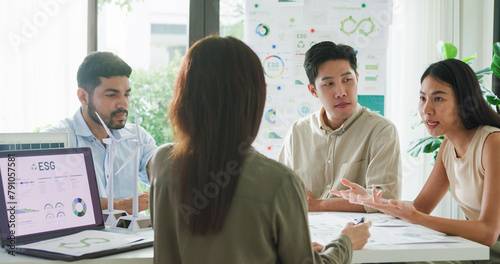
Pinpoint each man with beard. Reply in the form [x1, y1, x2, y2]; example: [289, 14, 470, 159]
[45, 52, 156, 214]
[278, 41, 401, 213]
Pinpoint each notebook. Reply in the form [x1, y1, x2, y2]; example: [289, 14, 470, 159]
[0, 147, 152, 261]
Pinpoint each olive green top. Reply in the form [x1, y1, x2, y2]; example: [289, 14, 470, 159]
[147, 144, 352, 264]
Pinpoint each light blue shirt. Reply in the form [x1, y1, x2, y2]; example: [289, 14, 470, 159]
[44, 108, 157, 199]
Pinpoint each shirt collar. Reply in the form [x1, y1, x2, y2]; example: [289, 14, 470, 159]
[74, 108, 94, 137]
[318, 103, 363, 134]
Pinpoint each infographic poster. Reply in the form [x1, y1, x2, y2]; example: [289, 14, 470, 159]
[246, 0, 393, 159]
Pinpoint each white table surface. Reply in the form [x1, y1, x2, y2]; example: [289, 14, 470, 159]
[352, 235, 488, 263]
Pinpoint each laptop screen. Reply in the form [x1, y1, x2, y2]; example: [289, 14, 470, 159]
[0, 147, 104, 246]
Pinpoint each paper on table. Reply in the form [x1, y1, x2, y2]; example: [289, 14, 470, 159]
[309, 212, 409, 229]
[308, 212, 459, 246]
[367, 225, 459, 245]
[17, 230, 147, 257]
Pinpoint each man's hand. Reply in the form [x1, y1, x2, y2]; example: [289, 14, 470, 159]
[306, 189, 323, 212]
[329, 178, 375, 205]
[306, 187, 366, 212]
[340, 221, 372, 250]
[101, 192, 149, 215]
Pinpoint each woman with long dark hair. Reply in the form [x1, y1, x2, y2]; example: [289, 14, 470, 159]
[333, 58, 500, 263]
[147, 35, 371, 263]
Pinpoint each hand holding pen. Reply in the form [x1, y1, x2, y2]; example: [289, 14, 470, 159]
[354, 217, 365, 225]
[340, 218, 372, 250]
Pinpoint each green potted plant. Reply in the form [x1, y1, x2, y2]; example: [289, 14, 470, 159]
[407, 41, 500, 162]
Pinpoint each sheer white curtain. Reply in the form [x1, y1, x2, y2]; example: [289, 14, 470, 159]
[387, 0, 494, 218]
[0, 0, 87, 133]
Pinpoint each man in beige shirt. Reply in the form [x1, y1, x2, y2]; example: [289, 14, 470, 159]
[278, 41, 401, 212]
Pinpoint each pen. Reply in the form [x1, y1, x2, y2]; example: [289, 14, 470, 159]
[354, 217, 365, 225]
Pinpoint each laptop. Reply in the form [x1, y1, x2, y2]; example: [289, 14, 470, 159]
[0, 132, 68, 151]
[0, 147, 152, 261]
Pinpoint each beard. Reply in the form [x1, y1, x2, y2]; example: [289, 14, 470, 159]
[87, 97, 128, 129]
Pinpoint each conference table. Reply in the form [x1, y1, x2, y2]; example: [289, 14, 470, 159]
[0, 212, 489, 263]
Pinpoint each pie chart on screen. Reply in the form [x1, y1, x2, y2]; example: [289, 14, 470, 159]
[72, 198, 87, 217]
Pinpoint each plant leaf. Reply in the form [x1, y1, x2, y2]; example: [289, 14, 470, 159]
[492, 42, 500, 78]
[411, 120, 423, 130]
[432, 151, 438, 166]
[407, 136, 443, 157]
[407, 139, 425, 157]
[486, 95, 500, 105]
[437, 41, 458, 59]
[492, 64, 500, 79]
[461, 53, 477, 63]
[479, 82, 500, 106]
[495, 42, 500, 55]
[476, 67, 492, 81]
[422, 137, 442, 153]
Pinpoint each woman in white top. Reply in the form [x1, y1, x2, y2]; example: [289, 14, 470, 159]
[332, 58, 500, 263]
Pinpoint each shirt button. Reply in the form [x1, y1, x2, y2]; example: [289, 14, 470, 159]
[330, 135, 334, 139]
[327, 184, 331, 188]
[106, 174, 109, 179]
[327, 160, 332, 164]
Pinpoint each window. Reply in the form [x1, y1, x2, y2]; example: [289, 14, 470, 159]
[0, 0, 88, 132]
[97, 0, 189, 145]
[97, 0, 188, 69]
[150, 23, 187, 69]
[220, 0, 244, 40]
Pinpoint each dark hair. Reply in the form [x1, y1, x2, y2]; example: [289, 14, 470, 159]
[303, 41, 357, 86]
[168, 36, 266, 235]
[421, 58, 500, 129]
[77, 51, 132, 94]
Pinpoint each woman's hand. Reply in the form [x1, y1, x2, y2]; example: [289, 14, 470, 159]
[329, 179, 378, 205]
[340, 221, 372, 250]
[312, 242, 324, 252]
[364, 200, 419, 224]
[363, 187, 419, 223]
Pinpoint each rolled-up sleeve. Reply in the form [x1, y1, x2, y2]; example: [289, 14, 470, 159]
[363, 124, 402, 213]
